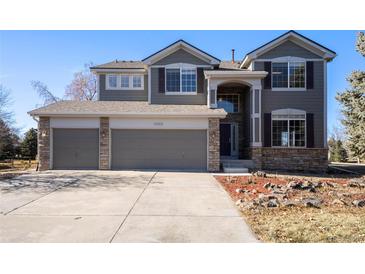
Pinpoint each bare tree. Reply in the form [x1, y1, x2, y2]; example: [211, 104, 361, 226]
[0, 84, 14, 123]
[65, 62, 97, 101]
[31, 81, 60, 106]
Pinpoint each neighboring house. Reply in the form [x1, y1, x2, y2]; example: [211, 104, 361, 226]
[29, 31, 336, 172]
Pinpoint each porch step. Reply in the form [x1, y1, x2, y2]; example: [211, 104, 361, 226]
[221, 159, 254, 173]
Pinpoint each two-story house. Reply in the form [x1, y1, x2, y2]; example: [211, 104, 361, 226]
[29, 31, 336, 172]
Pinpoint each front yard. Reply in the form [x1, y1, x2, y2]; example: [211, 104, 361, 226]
[215, 172, 365, 243]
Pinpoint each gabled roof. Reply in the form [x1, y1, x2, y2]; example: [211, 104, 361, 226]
[142, 39, 221, 65]
[240, 30, 337, 68]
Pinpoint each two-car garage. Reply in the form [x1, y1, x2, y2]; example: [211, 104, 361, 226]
[50, 118, 208, 171]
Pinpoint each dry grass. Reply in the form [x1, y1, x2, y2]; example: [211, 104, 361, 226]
[244, 207, 365, 243]
[0, 160, 37, 169]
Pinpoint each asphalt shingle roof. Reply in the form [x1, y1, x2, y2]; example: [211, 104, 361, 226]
[28, 101, 226, 117]
[90, 60, 147, 70]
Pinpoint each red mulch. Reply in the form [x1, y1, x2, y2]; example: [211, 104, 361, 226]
[215, 175, 364, 206]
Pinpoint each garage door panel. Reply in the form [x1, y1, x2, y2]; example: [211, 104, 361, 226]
[111, 129, 207, 171]
[53, 129, 99, 170]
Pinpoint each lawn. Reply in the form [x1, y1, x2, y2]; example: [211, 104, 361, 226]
[215, 173, 365, 243]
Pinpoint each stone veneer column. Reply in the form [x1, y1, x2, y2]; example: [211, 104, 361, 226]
[38, 117, 50, 171]
[208, 118, 220, 172]
[99, 117, 110, 170]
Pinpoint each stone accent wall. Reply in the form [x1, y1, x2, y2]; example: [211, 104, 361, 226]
[38, 117, 50, 171]
[250, 147, 328, 172]
[250, 147, 263, 169]
[208, 118, 220, 172]
[99, 117, 110, 170]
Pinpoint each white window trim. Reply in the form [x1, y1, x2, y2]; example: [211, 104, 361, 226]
[217, 93, 240, 113]
[106, 74, 119, 90]
[106, 74, 144, 90]
[271, 109, 307, 148]
[271, 59, 307, 91]
[165, 65, 197, 95]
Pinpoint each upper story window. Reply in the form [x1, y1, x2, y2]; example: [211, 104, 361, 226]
[165, 66, 197, 94]
[217, 94, 239, 113]
[107, 74, 118, 89]
[272, 109, 306, 147]
[272, 60, 306, 90]
[106, 74, 144, 90]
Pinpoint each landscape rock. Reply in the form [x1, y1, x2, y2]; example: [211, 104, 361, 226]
[332, 199, 347, 206]
[347, 178, 365, 188]
[267, 199, 279, 208]
[302, 197, 322, 208]
[282, 200, 298, 207]
[252, 171, 267, 178]
[352, 200, 365, 207]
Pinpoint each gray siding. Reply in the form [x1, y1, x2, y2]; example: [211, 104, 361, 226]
[255, 61, 325, 148]
[53, 129, 99, 170]
[153, 49, 211, 66]
[257, 40, 322, 59]
[150, 67, 208, 105]
[111, 129, 207, 171]
[99, 74, 148, 101]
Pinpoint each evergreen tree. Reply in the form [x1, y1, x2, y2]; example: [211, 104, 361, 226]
[328, 137, 348, 162]
[21, 128, 38, 159]
[336, 32, 365, 163]
[0, 119, 18, 160]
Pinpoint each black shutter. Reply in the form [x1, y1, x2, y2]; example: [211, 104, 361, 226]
[306, 61, 314, 89]
[306, 113, 314, 148]
[264, 113, 272, 147]
[197, 68, 204, 93]
[158, 67, 165, 93]
[264, 62, 272, 89]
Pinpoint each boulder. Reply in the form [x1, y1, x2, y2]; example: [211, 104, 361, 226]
[352, 200, 365, 207]
[267, 199, 279, 208]
[347, 178, 365, 188]
[302, 197, 321, 208]
[282, 200, 298, 207]
[332, 199, 347, 206]
[253, 171, 267, 178]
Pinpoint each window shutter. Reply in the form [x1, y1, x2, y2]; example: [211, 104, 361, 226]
[264, 113, 272, 147]
[306, 61, 314, 89]
[158, 67, 165, 93]
[264, 62, 271, 89]
[306, 113, 314, 148]
[197, 68, 204, 93]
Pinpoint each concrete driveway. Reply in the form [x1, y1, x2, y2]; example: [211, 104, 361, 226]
[0, 171, 258, 243]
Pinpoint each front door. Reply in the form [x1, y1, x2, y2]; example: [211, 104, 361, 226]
[220, 124, 231, 156]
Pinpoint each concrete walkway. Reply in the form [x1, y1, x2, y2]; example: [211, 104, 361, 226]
[0, 171, 258, 243]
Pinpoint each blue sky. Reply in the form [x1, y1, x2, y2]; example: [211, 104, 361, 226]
[0, 30, 364, 136]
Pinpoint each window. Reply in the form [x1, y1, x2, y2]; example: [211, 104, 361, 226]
[272, 62, 305, 89]
[165, 67, 197, 94]
[166, 69, 180, 92]
[133, 75, 142, 88]
[272, 109, 306, 147]
[107, 75, 118, 89]
[106, 74, 144, 90]
[121, 75, 129, 88]
[217, 94, 239, 113]
[181, 69, 197, 92]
